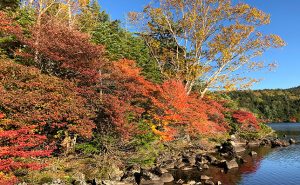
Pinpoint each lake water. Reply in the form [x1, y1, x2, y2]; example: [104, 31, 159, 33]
[170, 123, 300, 185]
[236, 123, 300, 185]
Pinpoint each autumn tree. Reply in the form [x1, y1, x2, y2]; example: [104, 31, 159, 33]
[151, 80, 228, 140]
[0, 59, 95, 153]
[0, 11, 23, 57]
[19, 0, 58, 64]
[21, 19, 104, 81]
[1, 11, 103, 152]
[17, 0, 96, 66]
[130, 0, 285, 97]
[0, 11, 105, 95]
[232, 110, 260, 131]
[101, 59, 157, 139]
[1, 9, 103, 104]
[99, 59, 229, 141]
[0, 113, 52, 184]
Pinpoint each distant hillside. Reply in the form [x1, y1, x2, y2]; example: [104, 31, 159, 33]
[227, 86, 300, 122]
[288, 86, 300, 91]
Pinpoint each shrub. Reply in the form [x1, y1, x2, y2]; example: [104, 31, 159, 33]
[0, 113, 52, 184]
[0, 59, 95, 139]
[232, 110, 260, 131]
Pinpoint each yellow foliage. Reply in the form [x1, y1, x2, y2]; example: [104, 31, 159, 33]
[130, 0, 285, 97]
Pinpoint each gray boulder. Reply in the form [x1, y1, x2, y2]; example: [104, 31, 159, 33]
[225, 160, 239, 170]
[271, 139, 289, 148]
[200, 175, 210, 180]
[160, 173, 174, 183]
[289, 138, 296, 144]
[249, 151, 257, 156]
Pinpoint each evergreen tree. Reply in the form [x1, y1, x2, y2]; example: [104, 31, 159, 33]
[76, 1, 162, 82]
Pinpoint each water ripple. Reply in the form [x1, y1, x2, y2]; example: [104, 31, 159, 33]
[238, 123, 300, 185]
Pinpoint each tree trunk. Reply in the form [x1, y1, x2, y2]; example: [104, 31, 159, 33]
[185, 80, 195, 95]
[61, 131, 77, 155]
[186, 81, 194, 95]
[200, 87, 208, 99]
[67, 0, 72, 29]
[34, 12, 42, 65]
[99, 69, 103, 102]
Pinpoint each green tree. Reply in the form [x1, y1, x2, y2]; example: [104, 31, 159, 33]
[228, 86, 300, 123]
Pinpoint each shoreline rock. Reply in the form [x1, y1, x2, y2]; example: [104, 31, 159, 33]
[289, 138, 296, 144]
[37, 136, 284, 185]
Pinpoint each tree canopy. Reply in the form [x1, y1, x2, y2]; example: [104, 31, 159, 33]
[130, 0, 285, 97]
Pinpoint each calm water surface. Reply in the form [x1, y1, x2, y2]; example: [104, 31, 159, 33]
[237, 123, 300, 185]
[170, 123, 300, 185]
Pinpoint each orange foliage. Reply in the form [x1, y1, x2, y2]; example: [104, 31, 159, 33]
[1, 12, 105, 104]
[27, 19, 104, 76]
[101, 60, 229, 141]
[102, 59, 156, 139]
[0, 173, 18, 185]
[151, 80, 228, 140]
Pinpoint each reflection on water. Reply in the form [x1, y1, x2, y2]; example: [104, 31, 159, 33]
[238, 123, 300, 185]
[168, 123, 300, 185]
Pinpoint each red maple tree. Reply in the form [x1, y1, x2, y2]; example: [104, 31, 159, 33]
[232, 110, 260, 131]
[0, 113, 52, 184]
[0, 59, 95, 138]
[0, 12, 105, 103]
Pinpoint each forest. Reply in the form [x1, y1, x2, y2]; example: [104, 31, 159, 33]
[0, 0, 288, 184]
[227, 86, 300, 123]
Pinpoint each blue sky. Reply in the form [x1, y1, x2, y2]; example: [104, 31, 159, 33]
[99, 0, 300, 90]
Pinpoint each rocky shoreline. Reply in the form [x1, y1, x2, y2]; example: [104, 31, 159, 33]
[30, 135, 297, 185]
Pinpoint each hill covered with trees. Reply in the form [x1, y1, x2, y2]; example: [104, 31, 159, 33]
[227, 86, 300, 123]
